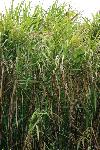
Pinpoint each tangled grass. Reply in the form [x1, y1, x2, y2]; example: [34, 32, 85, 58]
[0, 1, 100, 149]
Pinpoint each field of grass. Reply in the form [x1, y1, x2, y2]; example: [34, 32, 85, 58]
[0, 1, 100, 149]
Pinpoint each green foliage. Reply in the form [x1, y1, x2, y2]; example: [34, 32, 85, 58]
[0, 1, 99, 149]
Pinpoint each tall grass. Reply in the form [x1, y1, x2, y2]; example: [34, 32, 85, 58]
[0, 1, 100, 149]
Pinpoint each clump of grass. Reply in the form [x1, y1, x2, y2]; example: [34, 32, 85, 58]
[0, 0, 100, 149]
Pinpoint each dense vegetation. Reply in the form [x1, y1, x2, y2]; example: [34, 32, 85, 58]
[0, 1, 100, 149]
